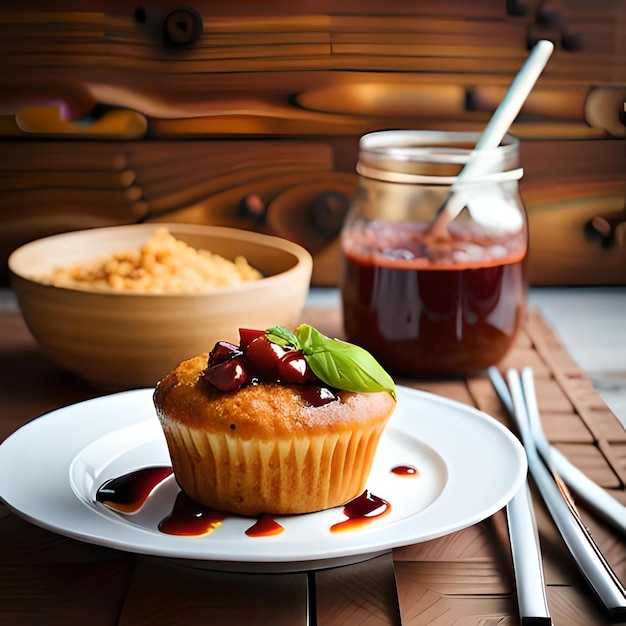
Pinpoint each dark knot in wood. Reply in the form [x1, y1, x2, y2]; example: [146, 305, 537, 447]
[163, 9, 203, 46]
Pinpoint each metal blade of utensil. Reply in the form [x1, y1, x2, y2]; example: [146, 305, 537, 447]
[520, 366, 626, 534]
[506, 482, 553, 624]
[498, 369, 626, 620]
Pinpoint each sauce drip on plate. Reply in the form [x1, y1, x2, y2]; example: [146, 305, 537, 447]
[245, 514, 285, 537]
[95, 461, 418, 537]
[95, 466, 173, 514]
[330, 490, 391, 533]
[158, 491, 225, 536]
[391, 464, 420, 477]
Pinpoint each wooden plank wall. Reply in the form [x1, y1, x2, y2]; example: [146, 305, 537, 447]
[0, 0, 624, 285]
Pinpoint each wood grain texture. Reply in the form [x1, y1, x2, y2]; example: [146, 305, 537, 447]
[0, 512, 133, 626]
[2, 135, 624, 286]
[0, 2, 624, 285]
[14, 105, 146, 138]
[0, 169, 136, 191]
[315, 553, 402, 625]
[118, 558, 308, 626]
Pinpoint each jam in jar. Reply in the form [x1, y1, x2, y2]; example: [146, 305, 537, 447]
[341, 130, 528, 376]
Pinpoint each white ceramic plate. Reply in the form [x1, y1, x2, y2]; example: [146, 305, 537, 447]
[0, 386, 526, 572]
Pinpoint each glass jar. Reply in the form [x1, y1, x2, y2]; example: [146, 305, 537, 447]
[340, 130, 528, 377]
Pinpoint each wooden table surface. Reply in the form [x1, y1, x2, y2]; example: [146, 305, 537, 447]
[0, 305, 624, 626]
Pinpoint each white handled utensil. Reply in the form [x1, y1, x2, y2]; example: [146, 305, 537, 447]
[520, 366, 626, 534]
[490, 366, 626, 533]
[491, 368, 626, 620]
[506, 483, 553, 624]
[429, 40, 554, 238]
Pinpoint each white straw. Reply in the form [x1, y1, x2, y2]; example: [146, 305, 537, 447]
[433, 40, 554, 229]
[473, 40, 554, 152]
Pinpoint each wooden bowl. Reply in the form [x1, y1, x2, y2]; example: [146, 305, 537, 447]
[8, 223, 312, 389]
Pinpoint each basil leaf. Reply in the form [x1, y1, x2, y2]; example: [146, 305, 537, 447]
[295, 324, 396, 399]
[265, 326, 300, 350]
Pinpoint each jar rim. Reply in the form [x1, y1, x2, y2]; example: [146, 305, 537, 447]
[357, 130, 521, 184]
[359, 130, 519, 164]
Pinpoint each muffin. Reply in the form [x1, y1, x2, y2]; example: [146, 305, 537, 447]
[153, 324, 396, 516]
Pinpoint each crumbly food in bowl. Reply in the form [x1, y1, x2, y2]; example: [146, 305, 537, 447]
[8, 224, 313, 389]
[46, 227, 262, 294]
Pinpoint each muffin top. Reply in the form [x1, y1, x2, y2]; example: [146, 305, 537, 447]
[154, 353, 396, 439]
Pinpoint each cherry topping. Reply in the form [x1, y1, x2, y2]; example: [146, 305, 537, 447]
[238, 328, 265, 350]
[209, 341, 241, 366]
[203, 328, 337, 401]
[299, 385, 338, 407]
[276, 351, 317, 384]
[244, 335, 285, 380]
[204, 354, 248, 391]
